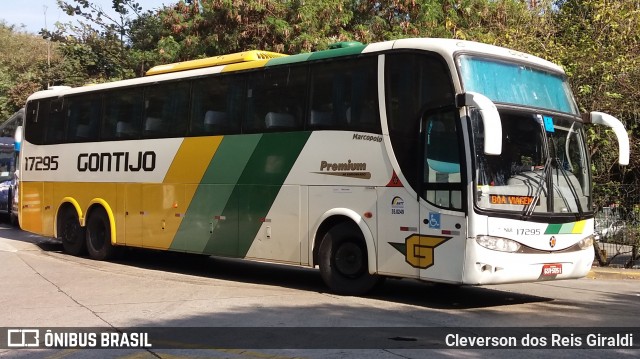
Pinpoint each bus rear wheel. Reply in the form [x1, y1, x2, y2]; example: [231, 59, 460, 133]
[59, 209, 86, 256]
[86, 207, 115, 261]
[318, 222, 381, 295]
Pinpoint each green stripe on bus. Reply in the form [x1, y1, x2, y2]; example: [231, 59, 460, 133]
[544, 223, 563, 235]
[174, 132, 310, 256]
[267, 53, 312, 67]
[307, 45, 366, 61]
[236, 132, 311, 256]
[559, 222, 575, 234]
[170, 134, 262, 254]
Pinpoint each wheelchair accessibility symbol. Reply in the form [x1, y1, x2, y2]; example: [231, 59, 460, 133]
[428, 213, 441, 229]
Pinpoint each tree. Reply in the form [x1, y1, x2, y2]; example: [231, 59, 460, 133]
[549, 0, 640, 209]
[0, 22, 58, 120]
[44, 0, 162, 81]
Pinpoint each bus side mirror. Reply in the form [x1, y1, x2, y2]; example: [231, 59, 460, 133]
[457, 92, 502, 155]
[583, 112, 630, 165]
[14, 126, 22, 152]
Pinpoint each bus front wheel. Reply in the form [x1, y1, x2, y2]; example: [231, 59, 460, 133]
[86, 207, 115, 261]
[318, 222, 381, 295]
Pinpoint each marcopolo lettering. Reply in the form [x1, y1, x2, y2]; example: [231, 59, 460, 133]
[352, 133, 382, 142]
[77, 151, 156, 172]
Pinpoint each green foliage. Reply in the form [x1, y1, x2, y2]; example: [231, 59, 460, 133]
[0, 22, 57, 120]
[545, 0, 640, 189]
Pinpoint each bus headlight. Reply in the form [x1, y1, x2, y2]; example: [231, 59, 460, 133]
[476, 235, 521, 252]
[578, 235, 594, 250]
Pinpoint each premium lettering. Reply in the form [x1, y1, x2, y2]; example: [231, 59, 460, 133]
[319, 160, 366, 172]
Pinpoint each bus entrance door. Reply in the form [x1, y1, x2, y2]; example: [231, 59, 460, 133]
[417, 205, 466, 284]
[376, 186, 421, 278]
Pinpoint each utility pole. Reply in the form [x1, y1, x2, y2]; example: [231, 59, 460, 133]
[44, 5, 51, 89]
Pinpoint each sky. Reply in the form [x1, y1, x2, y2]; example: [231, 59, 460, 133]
[1, 0, 174, 34]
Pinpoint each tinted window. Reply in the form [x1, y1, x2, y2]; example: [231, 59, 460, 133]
[66, 95, 101, 142]
[102, 88, 143, 140]
[143, 81, 190, 138]
[386, 52, 455, 192]
[423, 109, 463, 210]
[309, 56, 380, 133]
[25, 101, 45, 145]
[190, 75, 243, 136]
[45, 98, 65, 144]
[244, 66, 307, 133]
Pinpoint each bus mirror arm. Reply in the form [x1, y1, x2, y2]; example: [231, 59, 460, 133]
[583, 112, 630, 165]
[457, 92, 502, 155]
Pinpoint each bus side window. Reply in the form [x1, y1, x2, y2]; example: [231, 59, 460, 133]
[66, 95, 101, 142]
[190, 75, 242, 136]
[25, 101, 46, 145]
[244, 66, 306, 133]
[45, 98, 65, 144]
[385, 52, 456, 195]
[308, 56, 381, 133]
[102, 89, 143, 140]
[143, 81, 190, 139]
[423, 110, 463, 210]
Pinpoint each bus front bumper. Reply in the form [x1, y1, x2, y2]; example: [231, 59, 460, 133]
[462, 239, 595, 285]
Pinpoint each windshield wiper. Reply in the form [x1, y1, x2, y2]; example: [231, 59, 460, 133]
[522, 115, 552, 218]
[522, 117, 585, 218]
[554, 160, 584, 216]
[523, 156, 551, 217]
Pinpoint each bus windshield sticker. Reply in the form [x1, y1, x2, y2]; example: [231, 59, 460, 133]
[543, 116, 555, 132]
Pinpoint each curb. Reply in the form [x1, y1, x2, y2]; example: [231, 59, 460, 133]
[586, 267, 640, 280]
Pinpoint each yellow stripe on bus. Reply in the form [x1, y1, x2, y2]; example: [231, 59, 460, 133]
[163, 136, 223, 184]
[221, 59, 270, 72]
[572, 220, 587, 234]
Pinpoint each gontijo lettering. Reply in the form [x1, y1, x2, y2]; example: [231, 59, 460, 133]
[77, 151, 156, 172]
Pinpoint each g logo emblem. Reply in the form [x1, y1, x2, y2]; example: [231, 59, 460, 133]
[389, 234, 451, 269]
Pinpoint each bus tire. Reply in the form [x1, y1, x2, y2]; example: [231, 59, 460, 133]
[59, 208, 86, 256]
[86, 207, 115, 261]
[318, 222, 380, 295]
[58, 208, 87, 256]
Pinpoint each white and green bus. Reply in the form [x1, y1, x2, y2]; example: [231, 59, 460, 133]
[20, 38, 629, 295]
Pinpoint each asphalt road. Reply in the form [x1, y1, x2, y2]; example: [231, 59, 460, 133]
[0, 222, 639, 358]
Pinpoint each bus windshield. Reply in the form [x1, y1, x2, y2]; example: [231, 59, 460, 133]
[459, 55, 579, 115]
[472, 110, 591, 216]
[0, 138, 14, 181]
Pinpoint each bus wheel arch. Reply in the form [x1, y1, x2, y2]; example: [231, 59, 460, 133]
[85, 201, 117, 261]
[312, 212, 382, 295]
[56, 200, 85, 256]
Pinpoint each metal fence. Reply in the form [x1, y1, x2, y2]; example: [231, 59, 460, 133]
[594, 205, 640, 268]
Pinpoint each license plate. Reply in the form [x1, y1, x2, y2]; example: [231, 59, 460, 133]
[542, 263, 563, 276]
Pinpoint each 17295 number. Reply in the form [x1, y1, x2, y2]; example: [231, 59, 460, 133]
[24, 156, 59, 171]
